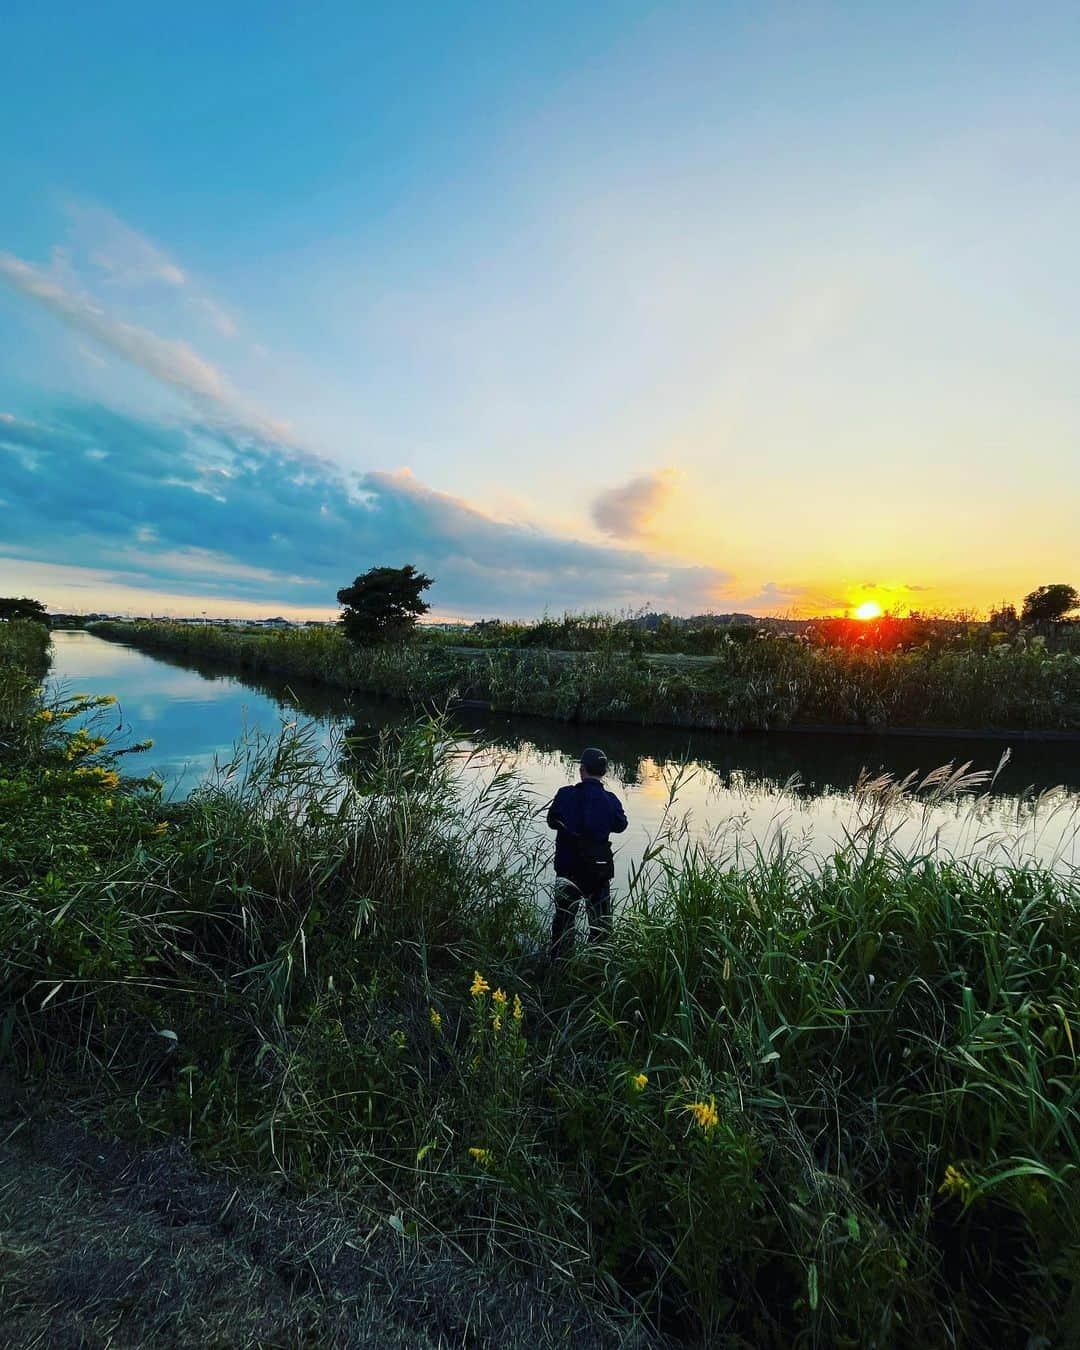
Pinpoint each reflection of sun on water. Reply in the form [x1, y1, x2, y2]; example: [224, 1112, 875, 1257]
[853, 600, 883, 620]
[632, 757, 679, 802]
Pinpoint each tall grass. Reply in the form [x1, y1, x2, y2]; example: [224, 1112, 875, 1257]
[91, 617, 1080, 732]
[4, 629, 1080, 1343]
[0, 618, 51, 750]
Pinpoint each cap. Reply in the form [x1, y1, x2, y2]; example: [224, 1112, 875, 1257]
[580, 747, 608, 776]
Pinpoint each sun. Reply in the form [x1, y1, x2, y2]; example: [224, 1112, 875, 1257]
[853, 600, 883, 621]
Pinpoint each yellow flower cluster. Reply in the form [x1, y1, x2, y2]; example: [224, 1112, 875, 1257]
[429, 1007, 442, 1032]
[36, 710, 54, 724]
[631, 1072, 648, 1093]
[468, 1147, 492, 1166]
[685, 1098, 719, 1132]
[512, 993, 523, 1023]
[938, 1164, 972, 1201]
[72, 766, 120, 790]
[492, 988, 508, 1009]
[65, 732, 108, 761]
[470, 971, 490, 997]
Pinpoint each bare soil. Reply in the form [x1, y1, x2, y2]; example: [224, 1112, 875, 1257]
[0, 1102, 655, 1349]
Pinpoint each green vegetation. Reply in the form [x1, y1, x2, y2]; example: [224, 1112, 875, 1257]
[90, 616, 1080, 732]
[1022, 583, 1080, 627]
[338, 562, 434, 645]
[4, 622, 1080, 1344]
[0, 595, 50, 623]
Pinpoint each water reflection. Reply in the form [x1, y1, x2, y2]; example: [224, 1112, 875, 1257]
[47, 631, 1080, 873]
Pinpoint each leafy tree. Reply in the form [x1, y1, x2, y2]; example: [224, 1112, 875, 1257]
[988, 602, 1019, 633]
[1020, 584, 1079, 627]
[0, 597, 49, 624]
[337, 565, 433, 645]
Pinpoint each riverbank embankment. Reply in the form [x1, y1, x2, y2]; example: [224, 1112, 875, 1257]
[88, 619, 1080, 735]
[4, 618, 1080, 1342]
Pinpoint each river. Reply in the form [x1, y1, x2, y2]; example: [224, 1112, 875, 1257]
[48, 630, 1080, 876]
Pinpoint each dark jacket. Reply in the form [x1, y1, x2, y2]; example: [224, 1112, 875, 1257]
[547, 778, 628, 880]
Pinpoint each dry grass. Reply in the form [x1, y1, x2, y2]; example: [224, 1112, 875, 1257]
[0, 1100, 655, 1349]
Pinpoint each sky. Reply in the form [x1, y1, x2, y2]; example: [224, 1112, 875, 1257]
[1, 1, 1078, 621]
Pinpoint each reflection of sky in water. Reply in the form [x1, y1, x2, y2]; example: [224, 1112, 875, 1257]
[49, 632, 1080, 876]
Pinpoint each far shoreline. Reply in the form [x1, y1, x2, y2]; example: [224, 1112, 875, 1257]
[82, 621, 1080, 744]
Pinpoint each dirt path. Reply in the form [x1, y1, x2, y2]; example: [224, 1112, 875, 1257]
[0, 1107, 653, 1349]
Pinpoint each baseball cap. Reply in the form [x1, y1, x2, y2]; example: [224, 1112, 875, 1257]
[580, 747, 608, 776]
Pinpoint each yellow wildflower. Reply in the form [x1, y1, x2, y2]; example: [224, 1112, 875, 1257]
[470, 971, 489, 997]
[36, 710, 54, 723]
[468, 1147, 492, 1167]
[492, 1015, 502, 1033]
[512, 993, 524, 1023]
[631, 1072, 648, 1093]
[685, 1098, 719, 1132]
[492, 988, 508, 1009]
[938, 1165, 972, 1201]
[429, 1007, 442, 1032]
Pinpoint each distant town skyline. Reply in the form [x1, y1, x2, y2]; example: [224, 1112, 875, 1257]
[2, 3, 1078, 620]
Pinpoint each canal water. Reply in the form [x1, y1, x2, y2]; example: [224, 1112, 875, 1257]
[48, 630, 1080, 876]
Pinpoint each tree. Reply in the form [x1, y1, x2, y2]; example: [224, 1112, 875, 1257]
[0, 596, 49, 624]
[988, 602, 1019, 633]
[1020, 584, 1079, 627]
[337, 565, 434, 645]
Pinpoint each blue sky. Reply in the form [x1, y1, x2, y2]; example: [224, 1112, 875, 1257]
[2, 1, 1078, 618]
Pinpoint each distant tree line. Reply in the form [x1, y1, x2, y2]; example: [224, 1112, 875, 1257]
[0, 597, 49, 624]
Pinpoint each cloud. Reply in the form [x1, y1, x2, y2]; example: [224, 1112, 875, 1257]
[0, 251, 280, 440]
[0, 403, 732, 617]
[591, 469, 677, 539]
[728, 580, 807, 611]
[66, 203, 187, 287]
[188, 294, 239, 338]
[65, 204, 238, 337]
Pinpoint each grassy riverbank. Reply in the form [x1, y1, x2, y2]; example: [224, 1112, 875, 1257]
[4, 619, 1080, 1344]
[90, 618, 1080, 733]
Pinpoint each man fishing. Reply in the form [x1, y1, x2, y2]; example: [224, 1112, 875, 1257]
[546, 747, 628, 961]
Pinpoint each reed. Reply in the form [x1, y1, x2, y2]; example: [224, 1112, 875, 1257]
[3, 629, 1080, 1343]
[90, 617, 1080, 732]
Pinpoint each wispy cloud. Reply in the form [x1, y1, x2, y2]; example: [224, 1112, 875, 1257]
[65, 203, 240, 338]
[67, 203, 187, 287]
[591, 469, 678, 540]
[188, 294, 239, 338]
[0, 251, 280, 440]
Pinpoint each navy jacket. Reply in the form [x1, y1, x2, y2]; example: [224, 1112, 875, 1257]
[547, 778, 628, 879]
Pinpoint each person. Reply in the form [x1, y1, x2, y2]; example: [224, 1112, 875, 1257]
[546, 747, 628, 961]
